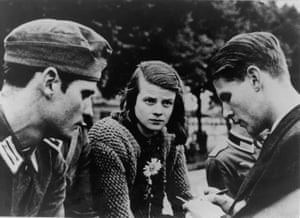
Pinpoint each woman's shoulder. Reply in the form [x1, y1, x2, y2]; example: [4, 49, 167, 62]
[88, 117, 139, 154]
[89, 117, 132, 140]
[89, 117, 140, 180]
[91, 116, 124, 131]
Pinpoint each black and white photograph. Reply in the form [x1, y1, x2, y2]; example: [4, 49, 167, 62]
[0, 0, 299, 217]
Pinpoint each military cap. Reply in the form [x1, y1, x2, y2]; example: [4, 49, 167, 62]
[4, 18, 112, 81]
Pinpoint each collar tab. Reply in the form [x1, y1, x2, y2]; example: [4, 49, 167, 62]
[0, 136, 23, 174]
[228, 132, 255, 153]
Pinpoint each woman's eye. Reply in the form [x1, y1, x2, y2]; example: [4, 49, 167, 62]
[162, 100, 174, 107]
[144, 98, 156, 105]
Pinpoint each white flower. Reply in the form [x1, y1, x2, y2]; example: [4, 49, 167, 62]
[143, 158, 162, 178]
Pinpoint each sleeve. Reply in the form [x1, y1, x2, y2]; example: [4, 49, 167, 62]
[205, 157, 227, 191]
[64, 127, 97, 217]
[240, 189, 300, 218]
[206, 151, 241, 198]
[38, 152, 67, 217]
[90, 142, 134, 218]
[235, 133, 300, 217]
[165, 145, 193, 218]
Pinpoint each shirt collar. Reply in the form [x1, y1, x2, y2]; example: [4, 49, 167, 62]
[270, 102, 300, 133]
[30, 151, 38, 172]
[0, 136, 38, 174]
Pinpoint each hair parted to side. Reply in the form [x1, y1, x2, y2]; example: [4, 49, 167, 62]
[210, 32, 289, 81]
[121, 60, 187, 144]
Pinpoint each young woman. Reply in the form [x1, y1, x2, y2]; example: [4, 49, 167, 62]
[89, 61, 193, 218]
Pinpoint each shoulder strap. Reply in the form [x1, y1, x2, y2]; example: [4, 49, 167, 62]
[208, 143, 228, 157]
[66, 128, 80, 168]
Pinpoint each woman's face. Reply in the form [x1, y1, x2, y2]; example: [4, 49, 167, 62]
[134, 75, 176, 136]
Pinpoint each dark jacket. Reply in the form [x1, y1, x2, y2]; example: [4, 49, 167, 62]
[62, 126, 97, 217]
[89, 114, 193, 218]
[0, 107, 66, 216]
[233, 105, 300, 217]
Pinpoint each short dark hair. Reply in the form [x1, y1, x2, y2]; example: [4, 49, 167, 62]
[210, 32, 289, 81]
[3, 62, 79, 92]
[121, 60, 187, 144]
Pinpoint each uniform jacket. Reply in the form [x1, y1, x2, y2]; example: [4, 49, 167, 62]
[206, 131, 261, 197]
[233, 105, 300, 217]
[0, 107, 66, 216]
[88, 113, 193, 218]
[62, 126, 97, 217]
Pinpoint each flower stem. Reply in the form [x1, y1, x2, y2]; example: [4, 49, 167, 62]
[148, 186, 152, 218]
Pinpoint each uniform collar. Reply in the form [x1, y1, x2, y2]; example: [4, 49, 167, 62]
[0, 136, 38, 174]
[227, 130, 261, 153]
[0, 136, 63, 174]
[0, 105, 39, 174]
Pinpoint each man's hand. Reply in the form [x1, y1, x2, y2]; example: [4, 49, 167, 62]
[183, 197, 225, 218]
[203, 187, 234, 214]
[182, 186, 245, 218]
[204, 187, 246, 216]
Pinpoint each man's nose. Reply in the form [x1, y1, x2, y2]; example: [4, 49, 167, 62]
[222, 103, 234, 119]
[82, 97, 94, 117]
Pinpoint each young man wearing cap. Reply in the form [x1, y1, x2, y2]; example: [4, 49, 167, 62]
[0, 19, 111, 216]
[184, 32, 300, 217]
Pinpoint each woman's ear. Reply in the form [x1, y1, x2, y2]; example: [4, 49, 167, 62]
[246, 65, 262, 92]
[41, 67, 60, 98]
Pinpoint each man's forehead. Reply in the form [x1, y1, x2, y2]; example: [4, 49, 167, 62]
[213, 78, 236, 98]
[213, 78, 228, 92]
[72, 80, 97, 91]
[213, 77, 243, 88]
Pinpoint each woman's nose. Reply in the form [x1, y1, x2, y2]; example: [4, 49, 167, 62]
[152, 104, 163, 116]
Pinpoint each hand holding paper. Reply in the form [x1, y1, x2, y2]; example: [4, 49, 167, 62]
[183, 196, 225, 218]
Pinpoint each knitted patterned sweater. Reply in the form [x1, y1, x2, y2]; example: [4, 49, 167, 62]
[89, 114, 193, 218]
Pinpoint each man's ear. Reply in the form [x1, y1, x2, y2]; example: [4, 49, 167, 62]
[41, 67, 60, 98]
[246, 65, 262, 92]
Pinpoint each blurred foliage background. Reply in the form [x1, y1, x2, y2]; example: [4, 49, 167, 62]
[0, 0, 299, 100]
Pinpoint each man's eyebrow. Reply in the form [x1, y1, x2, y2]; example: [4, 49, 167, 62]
[219, 92, 231, 102]
[82, 90, 95, 96]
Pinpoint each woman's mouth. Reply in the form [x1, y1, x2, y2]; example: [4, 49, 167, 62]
[149, 119, 164, 124]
